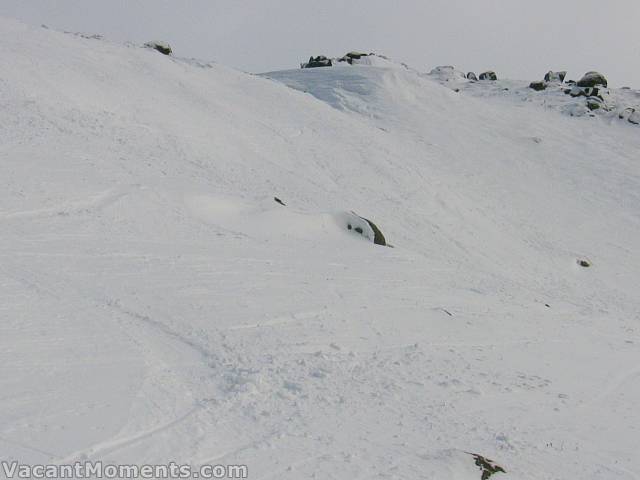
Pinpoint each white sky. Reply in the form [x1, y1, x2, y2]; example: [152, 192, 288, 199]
[1, 0, 639, 87]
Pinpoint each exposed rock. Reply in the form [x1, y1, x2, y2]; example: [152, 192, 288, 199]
[479, 71, 497, 81]
[544, 70, 567, 83]
[274, 197, 286, 206]
[467, 72, 478, 81]
[144, 41, 172, 55]
[361, 216, 387, 246]
[302, 55, 332, 68]
[468, 453, 506, 480]
[529, 81, 547, 91]
[577, 71, 608, 88]
[577, 259, 591, 268]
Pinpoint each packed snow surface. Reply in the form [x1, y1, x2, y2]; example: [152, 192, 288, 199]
[2, 18, 640, 479]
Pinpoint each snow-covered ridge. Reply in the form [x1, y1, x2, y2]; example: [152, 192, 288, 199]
[2, 17, 640, 480]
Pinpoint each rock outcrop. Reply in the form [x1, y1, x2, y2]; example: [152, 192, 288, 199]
[479, 71, 497, 81]
[302, 56, 332, 68]
[144, 41, 172, 55]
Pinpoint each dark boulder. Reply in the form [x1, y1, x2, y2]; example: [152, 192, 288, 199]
[479, 71, 497, 81]
[577, 71, 608, 88]
[529, 81, 547, 91]
[544, 70, 567, 83]
[467, 72, 478, 81]
[144, 41, 172, 55]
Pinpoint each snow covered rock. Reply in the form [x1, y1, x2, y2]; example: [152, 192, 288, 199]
[577, 71, 608, 88]
[566, 85, 601, 98]
[144, 40, 172, 55]
[479, 71, 497, 81]
[624, 108, 640, 125]
[343, 212, 387, 246]
[544, 70, 567, 83]
[428, 65, 467, 84]
[467, 72, 478, 81]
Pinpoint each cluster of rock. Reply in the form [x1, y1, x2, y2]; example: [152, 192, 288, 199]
[564, 72, 609, 111]
[524, 70, 639, 125]
[465, 71, 497, 81]
[529, 70, 611, 111]
[301, 52, 381, 69]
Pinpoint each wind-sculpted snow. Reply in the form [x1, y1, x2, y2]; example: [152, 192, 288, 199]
[2, 17, 640, 479]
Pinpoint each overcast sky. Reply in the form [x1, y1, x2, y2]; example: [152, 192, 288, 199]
[2, 0, 639, 87]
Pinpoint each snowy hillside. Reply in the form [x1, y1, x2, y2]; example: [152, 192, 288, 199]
[2, 18, 640, 480]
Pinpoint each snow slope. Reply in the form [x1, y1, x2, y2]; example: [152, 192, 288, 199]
[2, 18, 640, 479]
